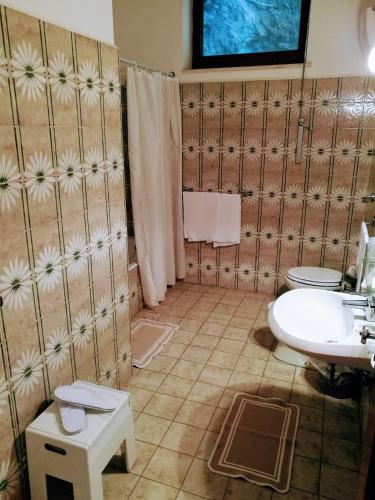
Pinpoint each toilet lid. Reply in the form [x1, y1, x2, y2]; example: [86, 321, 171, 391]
[287, 266, 342, 285]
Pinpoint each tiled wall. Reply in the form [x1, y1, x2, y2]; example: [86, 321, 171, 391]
[181, 77, 375, 293]
[365, 162, 375, 237]
[128, 263, 143, 319]
[0, 6, 131, 497]
[121, 85, 135, 238]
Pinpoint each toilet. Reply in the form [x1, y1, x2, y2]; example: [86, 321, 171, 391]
[272, 266, 343, 367]
[285, 266, 343, 291]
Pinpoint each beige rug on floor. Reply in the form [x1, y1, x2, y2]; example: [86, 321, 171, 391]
[131, 319, 178, 368]
[208, 393, 300, 493]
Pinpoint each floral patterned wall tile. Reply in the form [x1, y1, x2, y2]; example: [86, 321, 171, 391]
[0, 6, 131, 497]
[182, 75, 375, 293]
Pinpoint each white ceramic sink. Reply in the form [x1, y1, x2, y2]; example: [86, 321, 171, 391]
[268, 288, 375, 370]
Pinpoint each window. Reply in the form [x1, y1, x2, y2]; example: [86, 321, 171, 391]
[192, 0, 311, 69]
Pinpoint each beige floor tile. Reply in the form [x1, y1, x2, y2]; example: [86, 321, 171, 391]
[175, 400, 216, 429]
[129, 477, 178, 500]
[263, 361, 295, 383]
[198, 365, 232, 387]
[176, 491, 203, 500]
[169, 306, 191, 318]
[253, 319, 269, 330]
[294, 367, 321, 387]
[234, 356, 266, 376]
[185, 309, 211, 321]
[324, 394, 359, 418]
[291, 383, 324, 410]
[179, 318, 203, 332]
[323, 411, 360, 442]
[199, 322, 226, 336]
[161, 422, 205, 456]
[171, 360, 205, 380]
[181, 346, 212, 364]
[157, 374, 195, 398]
[187, 381, 224, 406]
[103, 472, 139, 499]
[227, 371, 261, 393]
[291, 455, 320, 494]
[295, 428, 322, 461]
[159, 314, 184, 324]
[257, 310, 268, 321]
[194, 300, 217, 311]
[191, 334, 219, 349]
[127, 286, 364, 500]
[196, 430, 219, 460]
[144, 393, 184, 420]
[204, 288, 225, 297]
[126, 386, 154, 412]
[216, 338, 245, 354]
[321, 435, 361, 471]
[172, 330, 196, 345]
[272, 487, 318, 499]
[213, 303, 237, 315]
[208, 313, 232, 326]
[155, 304, 172, 315]
[129, 369, 167, 392]
[237, 303, 262, 317]
[299, 405, 324, 433]
[258, 378, 292, 400]
[130, 441, 157, 475]
[135, 413, 171, 445]
[181, 458, 229, 499]
[320, 463, 360, 500]
[248, 330, 274, 348]
[207, 407, 227, 432]
[133, 410, 140, 421]
[207, 350, 239, 370]
[163, 342, 187, 358]
[222, 326, 249, 342]
[228, 316, 255, 329]
[224, 478, 272, 499]
[217, 388, 238, 409]
[146, 355, 177, 374]
[143, 448, 193, 489]
[241, 342, 270, 360]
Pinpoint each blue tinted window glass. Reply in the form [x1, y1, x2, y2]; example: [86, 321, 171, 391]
[203, 0, 303, 57]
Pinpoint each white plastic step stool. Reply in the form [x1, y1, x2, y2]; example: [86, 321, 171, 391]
[26, 380, 136, 500]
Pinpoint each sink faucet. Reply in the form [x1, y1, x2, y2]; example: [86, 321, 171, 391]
[342, 293, 375, 322]
[360, 326, 375, 344]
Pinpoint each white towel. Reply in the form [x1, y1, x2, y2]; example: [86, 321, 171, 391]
[183, 192, 217, 242]
[357, 222, 369, 292]
[212, 193, 241, 247]
[183, 192, 241, 247]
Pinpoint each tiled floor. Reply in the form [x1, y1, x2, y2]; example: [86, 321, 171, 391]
[104, 282, 365, 500]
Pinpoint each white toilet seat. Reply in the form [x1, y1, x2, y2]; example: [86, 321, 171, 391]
[286, 266, 342, 290]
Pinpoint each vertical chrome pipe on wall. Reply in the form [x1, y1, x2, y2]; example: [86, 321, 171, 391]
[295, 118, 310, 164]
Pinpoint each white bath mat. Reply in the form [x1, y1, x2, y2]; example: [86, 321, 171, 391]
[131, 319, 178, 368]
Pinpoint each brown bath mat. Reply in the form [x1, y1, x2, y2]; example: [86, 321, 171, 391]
[131, 319, 178, 368]
[208, 393, 299, 493]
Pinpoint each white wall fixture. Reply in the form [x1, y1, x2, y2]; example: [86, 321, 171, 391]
[365, 6, 375, 73]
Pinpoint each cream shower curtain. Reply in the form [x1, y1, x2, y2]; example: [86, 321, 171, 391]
[127, 67, 185, 307]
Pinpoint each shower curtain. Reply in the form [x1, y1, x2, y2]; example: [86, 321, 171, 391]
[127, 67, 185, 307]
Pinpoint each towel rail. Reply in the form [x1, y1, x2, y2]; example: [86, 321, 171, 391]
[362, 193, 375, 203]
[182, 188, 255, 197]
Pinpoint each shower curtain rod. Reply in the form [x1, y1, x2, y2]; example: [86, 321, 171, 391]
[119, 57, 175, 78]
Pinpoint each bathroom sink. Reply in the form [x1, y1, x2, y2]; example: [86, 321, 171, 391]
[268, 289, 375, 370]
